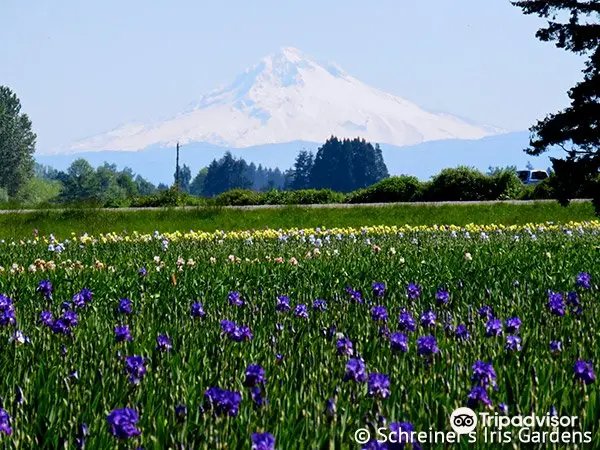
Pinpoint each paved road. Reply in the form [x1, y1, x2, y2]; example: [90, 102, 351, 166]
[0, 199, 591, 214]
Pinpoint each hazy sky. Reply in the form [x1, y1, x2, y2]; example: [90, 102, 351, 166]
[1, 0, 585, 152]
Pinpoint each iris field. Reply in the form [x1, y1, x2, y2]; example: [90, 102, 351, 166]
[0, 222, 598, 449]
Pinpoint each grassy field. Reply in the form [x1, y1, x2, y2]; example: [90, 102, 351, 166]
[0, 222, 598, 448]
[0, 201, 596, 239]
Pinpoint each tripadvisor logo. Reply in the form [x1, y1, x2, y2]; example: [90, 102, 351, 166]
[450, 407, 478, 434]
[448, 408, 592, 445]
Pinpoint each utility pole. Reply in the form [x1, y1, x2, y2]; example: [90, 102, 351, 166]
[175, 141, 180, 189]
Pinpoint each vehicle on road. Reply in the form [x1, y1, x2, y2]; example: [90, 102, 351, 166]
[517, 169, 548, 185]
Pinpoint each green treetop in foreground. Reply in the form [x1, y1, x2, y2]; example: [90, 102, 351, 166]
[0, 86, 36, 196]
[512, 0, 600, 211]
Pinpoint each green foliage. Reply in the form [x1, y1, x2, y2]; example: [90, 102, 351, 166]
[310, 137, 389, 192]
[214, 189, 261, 206]
[345, 175, 423, 203]
[425, 166, 493, 201]
[0, 86, 37, 196]
[487, 167, 524, 200]
[0, 187, 8, 203]
[131, 186, 192, 207]
[519, 178, 555, 200]
[13, 178, 61, 205]
[259, 189, 343, 205]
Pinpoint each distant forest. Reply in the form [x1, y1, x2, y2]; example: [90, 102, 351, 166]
[28, 137, 389, 205]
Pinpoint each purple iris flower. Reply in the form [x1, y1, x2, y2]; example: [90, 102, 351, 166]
[372, 282, 386, 297]
[336, 337, 354, 356]
[191, 302, 206, 318]
[505, 335, 522, 352]
[436, 289, 450, 305]
[174, 404, 187, 421]
[244, 364, 266, 387]
[204, 386, 242, 417]
[547, 292, 566, 316]
[505, 317, 522, 334]
[371, 306, 388, 322]
[0, 295, 16, 327]
[576, 272, 591, 289]
[567, 292, 579, 306]
[398, 310, 416, 332]
[72, 293, 86, 309]
[251, 432, 275, 450]
[389, 421, 422, 450]
[276, 296, 291, 312]
[574, 360, 596, 384]
[485, 319, 503, 337]
[325, 398, 336, 417]
[467, 386, 492, 408]
[406, 283, 421, 300]
[39, 310, 54, 327]
[115, 325, 133, 342]
[346, 287, 363, 303]
[230, 324, 254, 342]
[79, 288, 93, 303]
[118, 298, 132, 314]
[250, 386, 267, 407]
[294, 304, 308, 319]
[37, 280, 53, 299]
[455, 324, 470, 341]
[417, 335, 440, 356]
[124, 355, 146, 384]
[228, 291, 244, 307]
[0, 408, 12, 436]
[367, 373, 391, 399]
[390, 332, 408, 353]
[312, 299, 327, 311]
[478, 305, 494, 320]
[471, 361, 497, 389]
[106, 408, 141, 439]
[156, 334, 172, 352]
[344, 358, 367, 382]
[420, 310, 436, 329]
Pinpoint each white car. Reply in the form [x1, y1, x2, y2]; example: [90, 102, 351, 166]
[517, 169, 548, 185]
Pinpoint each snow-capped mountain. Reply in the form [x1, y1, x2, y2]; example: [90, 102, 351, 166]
[63, 47, 503, 153]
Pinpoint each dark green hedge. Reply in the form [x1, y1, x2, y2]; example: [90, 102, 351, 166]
[123, 168, 575, 208]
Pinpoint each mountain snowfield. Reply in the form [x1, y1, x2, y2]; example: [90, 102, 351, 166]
[64, 47, 504, 153]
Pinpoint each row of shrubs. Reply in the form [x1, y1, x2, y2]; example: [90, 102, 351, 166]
[125, 167, 585, 208]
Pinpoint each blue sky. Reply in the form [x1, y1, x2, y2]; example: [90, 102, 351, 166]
[1, 0, 585, 152]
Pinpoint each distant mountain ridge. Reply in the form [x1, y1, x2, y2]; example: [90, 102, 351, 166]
[36, 132, 561, 185]
[47, 46, 505, 155]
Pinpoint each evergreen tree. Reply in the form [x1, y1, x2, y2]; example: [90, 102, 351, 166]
[190, 167, 208, 196]
[291, 150, 314, 190]
[513, 0, 600, 211]
[174, 164, 192, 193]
[0, 86, 37, 196]
[135, 175, 156, 195]
[202, 152, 252, 196]
[310, 136, 389, 192]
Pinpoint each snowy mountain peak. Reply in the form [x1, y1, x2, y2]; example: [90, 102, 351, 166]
[63, 47, 504, 153]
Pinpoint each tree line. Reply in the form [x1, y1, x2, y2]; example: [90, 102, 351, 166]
[1, 0, 599, 213]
